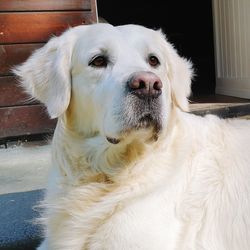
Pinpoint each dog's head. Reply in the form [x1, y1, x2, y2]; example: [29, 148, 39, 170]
[14, 23, 192, 145]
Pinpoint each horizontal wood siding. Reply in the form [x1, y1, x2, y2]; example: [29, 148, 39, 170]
[0, 0, 91, 11]
[0, 0, 97, 139]
[0, 76, 36, 107]
[0, 105, 57, 138]
[0, 44, 43, 75]
[0, 12, 95, 44]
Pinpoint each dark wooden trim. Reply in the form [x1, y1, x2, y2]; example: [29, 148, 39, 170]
[90, 0, 98, 22]
[0, 105, 57, 138]
[0, 43, 43, 76]
[0, 0, 91, 11]
[0, 11, 96, 44]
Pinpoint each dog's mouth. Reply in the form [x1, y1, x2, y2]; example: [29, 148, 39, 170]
[106, 136, 121, 144]
[106, 113, 162, 145]
[136, 113, 161, 130]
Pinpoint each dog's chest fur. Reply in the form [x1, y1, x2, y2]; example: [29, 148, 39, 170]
[86, 187, 182, 250]
[47, 159, 188, 250]
[44, 113, 250, 250]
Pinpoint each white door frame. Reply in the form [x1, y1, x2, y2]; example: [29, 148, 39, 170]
[212, 0, 250, 98]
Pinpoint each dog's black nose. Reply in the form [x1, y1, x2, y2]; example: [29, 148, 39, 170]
[127, 72, 162, 98]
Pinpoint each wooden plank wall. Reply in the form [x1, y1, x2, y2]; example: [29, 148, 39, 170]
[0, 0, 97, 139]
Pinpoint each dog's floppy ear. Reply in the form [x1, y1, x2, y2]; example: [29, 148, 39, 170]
[162, 36, 193, 111]
[13, 31, 74, 118]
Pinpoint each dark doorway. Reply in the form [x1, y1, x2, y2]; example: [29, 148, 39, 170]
[97, 0, 215, 97]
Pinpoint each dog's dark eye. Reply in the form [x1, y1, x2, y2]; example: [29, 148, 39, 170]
[148, 55, 160, 67]
[89, 55, 108, 68]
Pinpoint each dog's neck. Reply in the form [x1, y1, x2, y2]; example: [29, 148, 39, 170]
[51, 118, 152, 186]
[51, 107, 181, 187]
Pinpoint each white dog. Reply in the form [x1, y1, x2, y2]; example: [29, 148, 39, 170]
[15, 23, 250, 250]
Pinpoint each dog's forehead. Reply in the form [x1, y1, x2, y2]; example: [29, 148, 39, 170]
[117, 25, 165, 50]
[74, 23, 121, 46]
[74, 23, 163, 51]
[116, 24, 161, 41]
[117, 25, 166, 51]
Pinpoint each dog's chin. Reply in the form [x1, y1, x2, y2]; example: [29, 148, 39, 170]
[106, 114, 162, 145]
[134, 114, 162, 132]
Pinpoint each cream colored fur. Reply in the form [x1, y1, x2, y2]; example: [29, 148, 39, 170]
[15, 23, 250, 250]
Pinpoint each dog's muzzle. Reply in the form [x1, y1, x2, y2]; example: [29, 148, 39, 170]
[106, 72, 163, 145]
[124, 72, 163, 132]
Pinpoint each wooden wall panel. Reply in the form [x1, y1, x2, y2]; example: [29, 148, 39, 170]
[0, 0, 91, 11]
[0, 76, 35, 107]
[0, 44, 43, 76]
[0, 0, 97, 140]
[0, 105, 57, 138]
[0, 12, 95, 44]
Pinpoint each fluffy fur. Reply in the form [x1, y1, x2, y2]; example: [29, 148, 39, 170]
[14, 23, 250, 250]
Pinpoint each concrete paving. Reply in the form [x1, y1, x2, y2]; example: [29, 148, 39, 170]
[0, 143, 51, 195]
